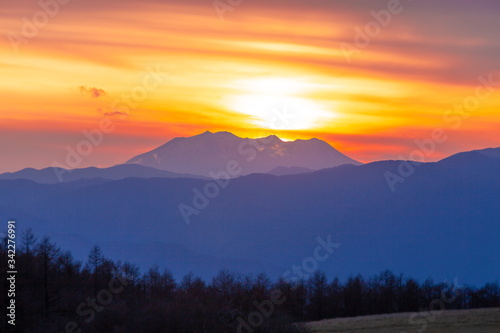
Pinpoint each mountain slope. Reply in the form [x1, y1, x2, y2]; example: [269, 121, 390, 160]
[126, 131, 361, 176]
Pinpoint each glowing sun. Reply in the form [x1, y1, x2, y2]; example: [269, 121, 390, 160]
[228, 78, 333, 130]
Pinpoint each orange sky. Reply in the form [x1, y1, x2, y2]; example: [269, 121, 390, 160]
[1, 0, 499, 172]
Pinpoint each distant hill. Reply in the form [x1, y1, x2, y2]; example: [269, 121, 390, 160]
[0, 147, 498, 284]
[126, 131, 361, 176]
[266, 166, 314, 176]
[0, 164, 203, 184]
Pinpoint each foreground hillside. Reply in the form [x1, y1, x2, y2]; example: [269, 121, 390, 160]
[305, 308, 500, 333]
[2, 233, 498, 333]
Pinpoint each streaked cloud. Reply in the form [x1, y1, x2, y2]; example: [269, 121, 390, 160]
[1, 0, 499, 172]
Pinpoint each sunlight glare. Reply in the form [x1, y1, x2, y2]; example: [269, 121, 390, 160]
[229, 78, 334, 130]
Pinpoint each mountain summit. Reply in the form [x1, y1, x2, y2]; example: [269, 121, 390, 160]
[126, 131, 361, 176]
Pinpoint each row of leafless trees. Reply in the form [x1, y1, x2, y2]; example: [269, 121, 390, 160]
[1, 229, 498, 333]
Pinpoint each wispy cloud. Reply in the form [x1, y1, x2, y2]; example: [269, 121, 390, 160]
[104, 111, 128, 117]
[80, 86, 106, 98]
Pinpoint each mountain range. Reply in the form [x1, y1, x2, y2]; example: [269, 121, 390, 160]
[126, 131, 361, 176]
[0, 164, 204, 184]
[0, 135, 498, 285]
[1, 132, 359, 183]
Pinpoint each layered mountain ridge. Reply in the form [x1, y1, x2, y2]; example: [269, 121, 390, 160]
[0, 147, 498, 284]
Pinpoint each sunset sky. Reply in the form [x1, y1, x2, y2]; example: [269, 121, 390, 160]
[1, 0, 499, 172]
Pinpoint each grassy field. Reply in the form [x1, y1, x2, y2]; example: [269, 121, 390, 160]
[304, 308, 500, 333]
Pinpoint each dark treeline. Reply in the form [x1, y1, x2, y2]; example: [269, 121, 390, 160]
[1, 229, 499, 333]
